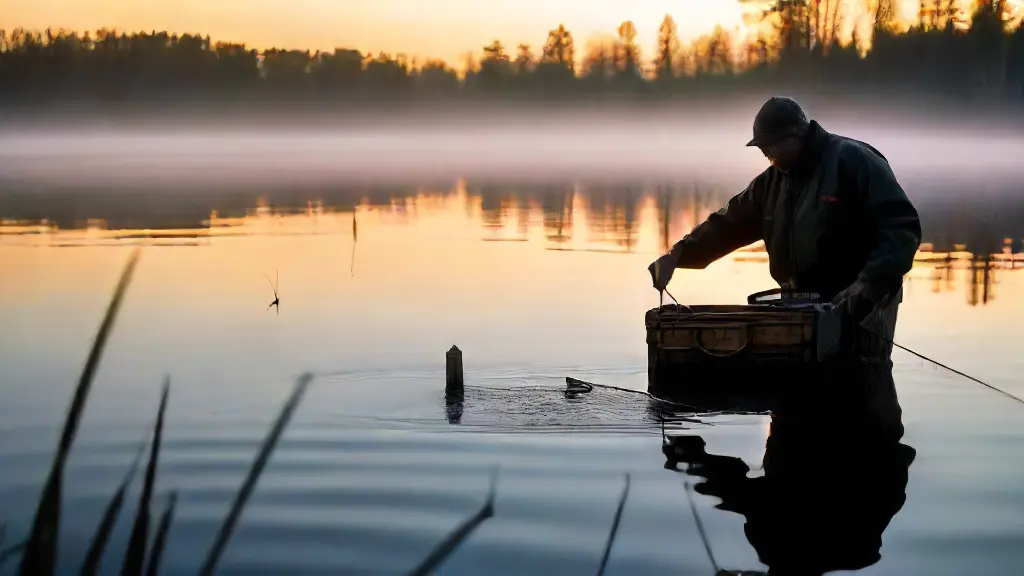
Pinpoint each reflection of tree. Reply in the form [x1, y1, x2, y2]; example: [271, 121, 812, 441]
[617, 186, 641, 250]
[573, 183, 643, 250]
[474, 184, 505, 230]
[579, 184, 615, 243]
[541, 185, 574, 244]
[514, 193, 530, 235]
[656, 183, 674, 253]
[468, 182, 533, 236]
[969, 253, 996, 306]
[915, 235, 1022, 305]
[3, 6, 1024, 106]
[2, 179, 1022, 268]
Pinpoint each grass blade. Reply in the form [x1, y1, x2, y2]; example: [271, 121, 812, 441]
[80, 436, 149, 576]
[143, 492, 177, 576]
[407, 467, 499, 576]
[19, 247, 142, 576]
[0, 542, 27, 570]
[197, 372, 314, 576]
[121, 378, 170, 576]
[595, 473, 630, 576]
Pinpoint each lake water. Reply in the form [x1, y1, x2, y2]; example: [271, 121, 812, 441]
[0, 176, 1022, 575]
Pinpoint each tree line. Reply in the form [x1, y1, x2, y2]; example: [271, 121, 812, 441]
[1, 0, 1022, 106]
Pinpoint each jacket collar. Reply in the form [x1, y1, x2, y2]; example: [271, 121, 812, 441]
[792, 120, 830, 177]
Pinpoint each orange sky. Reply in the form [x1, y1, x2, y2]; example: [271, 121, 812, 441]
[4, 0, 749, 65]
[2, 1, 1006, 66]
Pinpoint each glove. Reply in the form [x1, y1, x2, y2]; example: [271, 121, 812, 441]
[832, 281, 878, 324]
[648, 250, 679, 291]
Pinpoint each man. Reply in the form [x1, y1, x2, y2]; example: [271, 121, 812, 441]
[649, 96, 921, 359]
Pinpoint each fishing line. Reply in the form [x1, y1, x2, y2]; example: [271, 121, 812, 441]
[565, 378, 772, 418]
[567, 377, 700, 411]
[860, 326, 1024, 407]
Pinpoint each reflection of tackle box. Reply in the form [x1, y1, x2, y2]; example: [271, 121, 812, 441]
[645, 289, 844, 393]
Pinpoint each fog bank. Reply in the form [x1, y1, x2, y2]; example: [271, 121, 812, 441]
[2, 106, 1023, 191]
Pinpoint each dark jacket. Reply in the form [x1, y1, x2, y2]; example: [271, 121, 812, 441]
[671, 120, 922, 301]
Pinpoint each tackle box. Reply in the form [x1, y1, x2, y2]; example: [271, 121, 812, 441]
[645, 289, 844, 394]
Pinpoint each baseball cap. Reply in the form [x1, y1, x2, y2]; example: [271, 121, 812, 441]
[746, 96, 809, 147]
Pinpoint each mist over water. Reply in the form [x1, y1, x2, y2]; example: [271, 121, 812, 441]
[3, 105, 1024, 188]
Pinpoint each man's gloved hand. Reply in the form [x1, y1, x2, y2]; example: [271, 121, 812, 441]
[648, 250, 679, 291]
[832, 280, 878, 324]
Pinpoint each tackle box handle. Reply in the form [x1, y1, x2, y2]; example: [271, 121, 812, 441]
[694, 326, 750, 358]
[747, 288, 823, 305]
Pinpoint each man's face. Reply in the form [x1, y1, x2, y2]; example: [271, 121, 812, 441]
[759, 135, 803, 174]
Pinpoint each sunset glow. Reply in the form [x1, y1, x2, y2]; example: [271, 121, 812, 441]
[5, 2, 1024, 69]
[5, 0, 748, 66]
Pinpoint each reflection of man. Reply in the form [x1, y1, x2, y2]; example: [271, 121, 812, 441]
[649, 97, 921, 358]
[663, 362, 915, 575]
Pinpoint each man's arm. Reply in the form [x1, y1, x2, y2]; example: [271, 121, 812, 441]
[845, 144, 922, 300]
[670, 178, 764, 269]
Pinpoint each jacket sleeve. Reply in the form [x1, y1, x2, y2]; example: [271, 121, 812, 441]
[845, 145, 922, 299]
[671, 178, 764, 269]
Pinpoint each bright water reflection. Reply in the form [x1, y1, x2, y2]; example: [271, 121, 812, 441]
[0, 180, 1022, 575]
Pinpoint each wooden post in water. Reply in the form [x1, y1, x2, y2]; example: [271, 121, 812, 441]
[446, 345, 464, 395]
[445, 346, 464, 424]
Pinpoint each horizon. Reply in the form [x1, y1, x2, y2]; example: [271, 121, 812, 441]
[2, 0, 951, 68]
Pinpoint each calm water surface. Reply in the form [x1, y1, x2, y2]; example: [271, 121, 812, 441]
[0, 180, 1022, 575]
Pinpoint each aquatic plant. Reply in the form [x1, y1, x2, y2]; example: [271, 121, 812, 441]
[406, 467, 499, 576]
[0, 247, 313, 576]
[0, 244, 750, 575]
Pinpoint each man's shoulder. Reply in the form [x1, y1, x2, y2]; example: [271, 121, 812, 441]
[739, 166, 778, 203]
[824, 131, 904, 192]
[748, 165, 778, 188]
[827, 132, 890, 166]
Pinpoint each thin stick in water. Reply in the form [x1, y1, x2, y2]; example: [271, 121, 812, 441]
[407, 467, 499, 576]
[197, 373, 314, 576]
[595, 473, 631, 576]
[350, 212, 357, 277]
[265, 270, 279, 314]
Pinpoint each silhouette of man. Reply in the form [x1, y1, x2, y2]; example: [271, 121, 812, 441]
[649, 96, 922, 359]
[663, 361, 915, 575]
